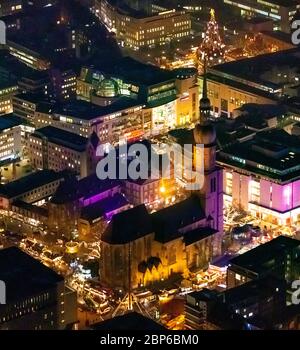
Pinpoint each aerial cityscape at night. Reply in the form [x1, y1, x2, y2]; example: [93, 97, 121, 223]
[1, 0, 300, 335]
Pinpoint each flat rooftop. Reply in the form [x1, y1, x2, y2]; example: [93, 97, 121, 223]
[0, 170, 66, 199]
[224, 276, 286, 304]
[261, 30, 295, 44]
[0, 114, 26, 131]
[0, 78, 18, 90]
[217, 129, 300, 182]
[0, 247, 63, 303]
[209, 48, 300, 93]
[229, 236, 300, 274]
[228, 0, 299, 7]
[262, 0, 299, 6]
[80, 193, 129, 222]
[53, 97, 142, 121]
[13, 92, 49, 105]
[105, 57, 175, 86]
[33, 126, 89, 152]
[51, 174, 120, 204]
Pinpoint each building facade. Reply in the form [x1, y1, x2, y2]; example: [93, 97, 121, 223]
[0, 247, 77, 330]
[0, 81, 18, 115]
[100, 198, 218, 289]
[201, 49, 300, 118]
[0, 169, 67, 209]
[227, 236, 300, 289]
[77, 62, 199, 136]
[218, 129, 300, 226]
[224, 0, 300, 33]
[0, 0, 23, 17]
[96, 0, 191, 50]
[26, 126, 99, 178]
[0, 114, 23, 162]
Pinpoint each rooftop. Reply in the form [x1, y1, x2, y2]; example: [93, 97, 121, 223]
[229, 236, 300, 274]
[0, 170, 67, 199]
[244, 16, 273, 24]
[12, 200, 48, 218]
[13, 92, 49, 105]
[152, 196, 206, 243]
[261, 0, 300, 6]
[80, 193, 129, 222]
[217, 129, 300, 182]
[32, 126, 90, 152]
[104, 56, 175, 87]
[223, 276, 286, 304]
[0, 78, 18, 90]
[261, 30, 295, 45]
[187, 288, 220, 303]
[53, 97, 142, 121]
[51, 175, 120, 204]
[0, 114, 26, 132]
[209, 48, 300, 96]
[183, 226, 218, 246]
[102, 204, 153, 244]
[0, 247, 63, 303]
[102, 195, 208, 244]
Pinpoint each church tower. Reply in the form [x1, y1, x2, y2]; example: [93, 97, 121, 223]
[193, 63, 223, 257]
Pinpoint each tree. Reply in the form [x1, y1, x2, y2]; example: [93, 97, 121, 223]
[198, 9, 226, 71]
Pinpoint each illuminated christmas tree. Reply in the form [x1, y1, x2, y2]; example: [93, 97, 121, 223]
[198, 9, 226, 71]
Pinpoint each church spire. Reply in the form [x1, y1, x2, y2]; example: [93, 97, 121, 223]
[202, 58, 208, 100]
[199, 58, 211, 124]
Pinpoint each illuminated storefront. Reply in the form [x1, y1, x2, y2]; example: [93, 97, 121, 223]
[152, 100, 176, 134]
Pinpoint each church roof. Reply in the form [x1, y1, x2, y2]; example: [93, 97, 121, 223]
[101, 204, 153, 244]
[183, 226, 218, 246]
[152, 196, 206, 243]
[102, 196, 207, 244]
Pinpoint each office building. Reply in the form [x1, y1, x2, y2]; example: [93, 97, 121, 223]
[6, 39, 51, 71]
[13, 93, 50, 122]
[0, 247, 77, 330]
[0, 114, 24, 162]
[227, 236, 300, 288]
[218, 129, 300, 226]
[202, 48, 300, 118]
[77, 59, 199, 133]
[0, 52, 49, 96]
[26, 126, 100, 178]
[185, 276, 295, 330]
[0, 79, 18, 115]
[0, 169, 67, 209]
[50, 98, 148, 142]
[0, 0, 23, 17]
[48, 68, 77, 101]
[224, 0, 300, 33]
[96, 0, 191, 50]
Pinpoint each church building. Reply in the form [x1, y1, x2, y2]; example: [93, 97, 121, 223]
[100, 68, 223, 289]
